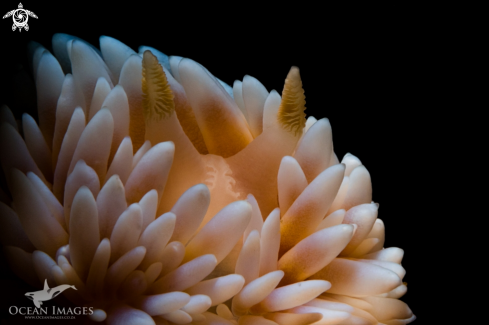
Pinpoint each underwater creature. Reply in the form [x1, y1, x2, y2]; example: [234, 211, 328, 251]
[0, 34, 415, 324]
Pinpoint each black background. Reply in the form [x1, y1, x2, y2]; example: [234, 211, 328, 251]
[0, 2, 440, 323]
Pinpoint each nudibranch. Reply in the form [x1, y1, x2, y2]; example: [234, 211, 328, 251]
[0, 34, 415, 325]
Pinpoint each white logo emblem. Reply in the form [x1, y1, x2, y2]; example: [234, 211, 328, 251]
[2, 3, 37, 32]
[24, 279, 77, 308]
